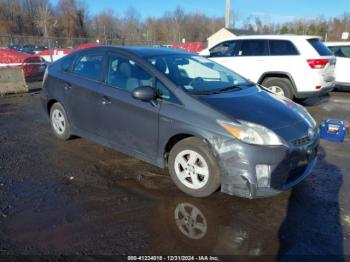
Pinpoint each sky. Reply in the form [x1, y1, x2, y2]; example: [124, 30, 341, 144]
[50, 0, 350, 24]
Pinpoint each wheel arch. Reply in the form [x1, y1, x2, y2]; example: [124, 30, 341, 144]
[163, 132, 211, 167]
[47, 99, 58, 116]
[258, 71, 297, 95]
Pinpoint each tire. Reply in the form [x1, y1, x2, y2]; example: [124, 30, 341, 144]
[168, 137, 221, 198]
[262, 77, 294, 99]
[49, 102, 72, 140]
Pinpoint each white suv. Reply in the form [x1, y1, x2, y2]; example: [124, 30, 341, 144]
[326, 42, 350, 86]
[200, 35, 336, 99]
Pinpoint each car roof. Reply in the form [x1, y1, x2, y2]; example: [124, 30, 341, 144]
[217, 34, 321, 41]
[81, 46, 192, 58]
[326, 42, 350, 46]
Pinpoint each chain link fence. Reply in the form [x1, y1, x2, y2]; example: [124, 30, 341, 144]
[0, 34, 167, 48]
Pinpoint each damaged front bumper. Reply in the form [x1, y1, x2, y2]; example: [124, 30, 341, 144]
[214, 136, 319, 199]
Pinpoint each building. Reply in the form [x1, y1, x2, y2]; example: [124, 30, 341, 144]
[207, 28, 255, 47]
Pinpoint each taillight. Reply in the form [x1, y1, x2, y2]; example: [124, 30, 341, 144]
[307, 59, 329, 69]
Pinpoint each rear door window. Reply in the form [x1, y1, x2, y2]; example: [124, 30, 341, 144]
[237, 40, 268, 56]
[308, 39, 333, 56]
[209, 41, 238, 57]
[61, 55, 76, 72]
[72, 53, 104, 81]
[328, 46, 350, 58]
[269, 40, 299, 56]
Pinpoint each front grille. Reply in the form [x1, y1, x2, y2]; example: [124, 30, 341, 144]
[291, 135, 311, 146]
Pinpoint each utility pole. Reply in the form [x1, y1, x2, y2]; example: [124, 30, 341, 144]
[44, 22, 53, 63]
[225, 0, 231, 28]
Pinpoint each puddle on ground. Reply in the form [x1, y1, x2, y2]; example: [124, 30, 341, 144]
[0, 175, 285, 256]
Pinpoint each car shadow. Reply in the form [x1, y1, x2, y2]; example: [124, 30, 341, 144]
[299, 94, 331, 107]
[334, 86, 350, 93]
[300, 88, 350, 107]
[277, 146, 344, 259]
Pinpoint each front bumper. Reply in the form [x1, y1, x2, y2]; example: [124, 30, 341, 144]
[215, 135, 319, 199]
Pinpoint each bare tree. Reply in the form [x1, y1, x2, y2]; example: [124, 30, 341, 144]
[1, 1, 350, 47]
[35, 2, 56, 60]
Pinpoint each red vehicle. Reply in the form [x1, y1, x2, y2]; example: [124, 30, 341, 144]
[0, 48, 46, 79]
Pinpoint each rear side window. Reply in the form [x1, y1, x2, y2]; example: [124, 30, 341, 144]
[209, 41, 238, 57]
[237, 40, 268, 56]
[308, 39, 333, 56]
[72, 53, 104, 81]
[269, 40, 299, 56]
[328, 46, 350, 58]
[61, 55, 76, 72]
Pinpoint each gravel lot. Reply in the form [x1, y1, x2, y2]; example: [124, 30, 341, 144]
[0, 83, 349, 259]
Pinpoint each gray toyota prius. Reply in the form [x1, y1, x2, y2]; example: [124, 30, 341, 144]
[41, 46, 319, 198]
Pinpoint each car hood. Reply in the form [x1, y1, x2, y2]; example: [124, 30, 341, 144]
[197, 86, 313, 141]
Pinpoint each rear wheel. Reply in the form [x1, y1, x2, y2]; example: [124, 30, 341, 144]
[168, 137, 221, 198]
[262, 77, 294, 99]
[50, 102, 72, 140]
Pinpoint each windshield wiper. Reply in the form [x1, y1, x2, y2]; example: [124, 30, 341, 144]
[218, 82, 255, 93]
[217, 84, 242, 92]
[188, 82, 255, 96]
[189, 90, 221, 95]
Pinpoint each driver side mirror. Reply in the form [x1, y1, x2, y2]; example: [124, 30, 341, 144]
[132, 86, 157, 102]
[199, 49, 211, 57]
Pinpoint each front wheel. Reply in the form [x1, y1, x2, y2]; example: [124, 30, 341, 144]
[168, 137, 221, 198]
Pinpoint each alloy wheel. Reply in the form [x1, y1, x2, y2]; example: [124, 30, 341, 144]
[51, 108, 66, 135]
[174, 150, 209, 190]
[267, 85, 285, 96]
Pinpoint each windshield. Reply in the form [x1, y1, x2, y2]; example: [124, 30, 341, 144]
[147, 54, 253, 94]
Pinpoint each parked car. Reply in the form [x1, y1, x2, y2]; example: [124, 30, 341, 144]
[200, 35, 336, 100]
[17, 44, 48, 54]
[33, 45, 48, 54]
[42, 46, 319, 198]
[19, 44, 37, 54]
[0, 48, 46, 80]
[326, 42, 350, 86]
[8, 44, 23, 51]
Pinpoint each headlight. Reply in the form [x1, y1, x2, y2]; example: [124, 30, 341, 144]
[217, 120, 285, 146]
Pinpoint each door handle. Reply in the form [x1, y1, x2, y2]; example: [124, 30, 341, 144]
[101, 96, 111, 105]
[64, 83, 72, 91]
